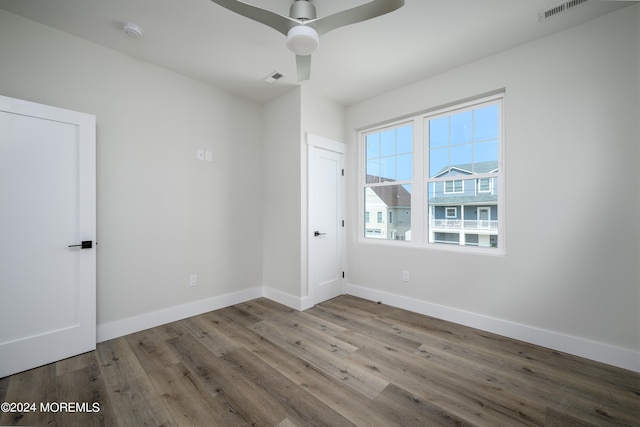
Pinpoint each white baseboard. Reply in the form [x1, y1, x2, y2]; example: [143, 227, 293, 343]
[346, 283, 640, 373]
[263, 286, 313, 311]
[96, 287, 263, 343]
[96, 283, 639, 373]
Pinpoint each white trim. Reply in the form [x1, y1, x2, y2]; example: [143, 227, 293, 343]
[345, 283, 640, 373]
[264, 286, 313, 311]
[307, 133, 346, 154]
[96, 287, 262, 342]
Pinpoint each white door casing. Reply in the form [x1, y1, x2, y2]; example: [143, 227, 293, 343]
[0, 95, 96, 378]
[308, 134, 345, 306]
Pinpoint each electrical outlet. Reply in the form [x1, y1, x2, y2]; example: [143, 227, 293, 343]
[205, 151, 213, 162]
[189, 274, 197, 287]
[196, 149, 205, 160]
[402, 271, 410, 282]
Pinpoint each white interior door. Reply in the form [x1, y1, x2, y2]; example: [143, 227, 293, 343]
[0, 95, 96, 378]
[308, 134, 345, 306]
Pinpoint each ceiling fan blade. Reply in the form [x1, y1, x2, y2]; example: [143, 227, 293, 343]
[209, 0, 298, 35]
[312, 0, 404, 36]
[296, 55, 312, 82]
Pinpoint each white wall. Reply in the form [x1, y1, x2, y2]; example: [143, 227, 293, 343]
[262, 88, 303, 303]
[0, 10, 264, 337]
[262, 85, 345, 306]
[345, 5, 640, 371]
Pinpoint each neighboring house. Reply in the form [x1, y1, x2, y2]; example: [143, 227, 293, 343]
[364, 176, 411, 240]
[428, 161, 498, 247]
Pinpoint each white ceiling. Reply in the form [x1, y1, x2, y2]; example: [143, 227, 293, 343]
[0, 0, 635, 105]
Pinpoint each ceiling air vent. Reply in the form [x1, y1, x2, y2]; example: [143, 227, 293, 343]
[539, 0, 590, 21]
[263, 71, 285, 84]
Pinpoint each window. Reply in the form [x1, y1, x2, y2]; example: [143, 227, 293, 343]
[477, 177, 492, 193]
[360, 93, 503, 252]
[427, 100, 501, 249]
[363, 123, 413, 241]
[444, 180, 463, 193]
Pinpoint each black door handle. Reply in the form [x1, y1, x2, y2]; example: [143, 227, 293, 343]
[314, 231, 326, 237]
[68, 240, 93, 249]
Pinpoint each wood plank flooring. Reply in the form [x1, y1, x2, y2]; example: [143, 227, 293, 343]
[1, 295, 638, 426]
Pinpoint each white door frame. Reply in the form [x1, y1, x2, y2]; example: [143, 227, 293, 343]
[307, 133, 346, 307]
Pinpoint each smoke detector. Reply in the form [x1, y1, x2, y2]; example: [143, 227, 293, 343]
[122, 22, 143, 39]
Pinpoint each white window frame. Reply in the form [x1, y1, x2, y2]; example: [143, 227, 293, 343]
[444, 180, 464, 194]
[358, 92, 505, 255]
[445, 207, 457, 218]
[477, 177, 492, 193]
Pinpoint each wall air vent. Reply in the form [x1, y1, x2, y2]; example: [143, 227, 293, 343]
[539, 0, 590, 21]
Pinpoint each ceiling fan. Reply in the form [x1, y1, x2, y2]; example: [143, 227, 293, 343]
[209, 0, 405, 81]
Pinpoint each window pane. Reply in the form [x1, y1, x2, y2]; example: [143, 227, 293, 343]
[364, 185, 411, 241]
[366, 159, 380, 183]
[474, 140, 499, 165]
[397, 125, 413, 153]
[429, 117, 449, 148]
[428, 177, 498, 248]
[429, 147, 448, 178]
[380, 129, 396, 156]
[474, 104, 499, 140]
[366, 134, 379, 158]
[451, 143, 473, 167]
[397, 153, 412, 181]
[450, 111, 472, 144]
[380, 156, 396, 181]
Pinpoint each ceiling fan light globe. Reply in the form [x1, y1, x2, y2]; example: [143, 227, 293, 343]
[286, 25, 319, 56]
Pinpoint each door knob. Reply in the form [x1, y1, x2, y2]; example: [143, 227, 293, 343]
[68, 240, 93, 249]
[314, 231, 326, 237]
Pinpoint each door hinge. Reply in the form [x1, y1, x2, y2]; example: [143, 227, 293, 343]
[341, 169, 344, 176]
[342, 220, 344, 227]
[342, 271, 345, 278]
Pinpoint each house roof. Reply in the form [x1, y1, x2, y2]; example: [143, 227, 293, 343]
[429, 194, 498, 206]
[366, 176, 411, 207]
[433, 161, 498, 178]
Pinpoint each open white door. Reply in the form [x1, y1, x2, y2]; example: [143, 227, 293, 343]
[308, 134, 345, 306]
[0, 95, 96, 378]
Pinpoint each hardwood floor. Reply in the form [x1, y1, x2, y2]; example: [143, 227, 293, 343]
[1, 295, 638, 426]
